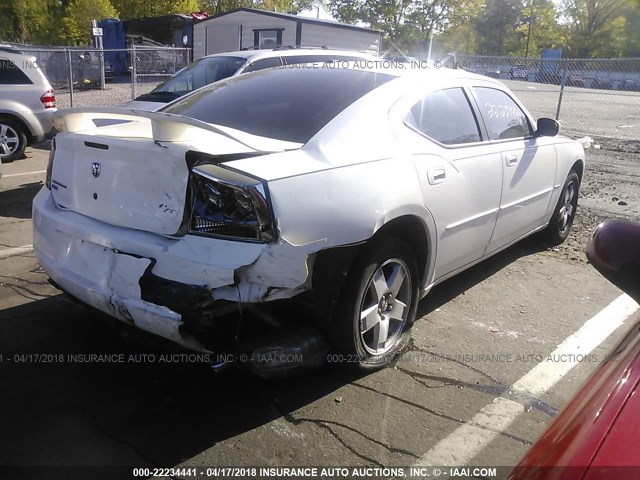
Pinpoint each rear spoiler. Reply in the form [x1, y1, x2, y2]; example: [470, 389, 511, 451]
[53, 107, 281, 153]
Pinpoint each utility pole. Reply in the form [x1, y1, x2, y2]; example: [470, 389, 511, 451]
[524, 0, 535, 57]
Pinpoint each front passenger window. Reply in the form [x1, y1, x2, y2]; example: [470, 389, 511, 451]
[473, 87, 533, 140]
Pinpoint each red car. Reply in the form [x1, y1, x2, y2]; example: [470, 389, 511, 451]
[510, 219, 640, 480]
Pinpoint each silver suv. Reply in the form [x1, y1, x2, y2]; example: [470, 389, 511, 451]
[123, 47, 377, 111]
[0, 46, 57, 162]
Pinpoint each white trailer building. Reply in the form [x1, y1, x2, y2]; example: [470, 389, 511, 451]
[193, 8, 382, 59]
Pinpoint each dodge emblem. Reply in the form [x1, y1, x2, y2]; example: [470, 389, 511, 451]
[92, 162, 101, 178]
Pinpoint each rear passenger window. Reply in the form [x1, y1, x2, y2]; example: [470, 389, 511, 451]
[406, 88, 482, 145]
[473, 87, 532, 140]
[0, 59, 32, 85]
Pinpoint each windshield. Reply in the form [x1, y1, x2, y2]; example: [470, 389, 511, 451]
[161, 67, 393, 143]
[145, 56, 246, 98]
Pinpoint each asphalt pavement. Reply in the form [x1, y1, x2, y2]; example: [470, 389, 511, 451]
[0, 140, 639, 479]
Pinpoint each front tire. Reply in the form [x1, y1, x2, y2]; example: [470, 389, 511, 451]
[541, 171, 580, 246]
[0, 117, 27, 163]
[331, 236, 419, 370]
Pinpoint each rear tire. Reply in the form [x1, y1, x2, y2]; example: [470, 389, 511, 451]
[331, 235, 419, 370]
[0, 117, 27, 163]
[541, 171, 580, 246]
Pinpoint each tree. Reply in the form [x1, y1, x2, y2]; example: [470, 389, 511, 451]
[438, 1, 483, 55]
[11, 0, 60, 44]
[515, 0, 565, 56]
[329, 0, 481, 54]
[110, 0, 200, 19]
[199, 0, 314, 15]
[0, 2, 18, 42]
[62, 0, 118, 44]
[561, 0, 630, 57]
[473, 0, 523, 55]
[620, 5, 640, 56]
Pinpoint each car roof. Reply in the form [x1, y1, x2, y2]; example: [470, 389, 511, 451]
[202, 48, 376, 62]
[0, 48, 36, 63]
[0, 45, 24, 54]
[341, 61, 502, 83]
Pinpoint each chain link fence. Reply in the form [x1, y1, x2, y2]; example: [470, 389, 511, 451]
[455, 56, 640, 140]
[11, 44, 640, 141]
[17, 46, 191, 109]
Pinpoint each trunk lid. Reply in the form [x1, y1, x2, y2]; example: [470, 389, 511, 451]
[49, 108, 298, 236]
[50, 134, 190, 236]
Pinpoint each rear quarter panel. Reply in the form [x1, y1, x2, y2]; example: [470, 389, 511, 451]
[265, 155, 433, 249]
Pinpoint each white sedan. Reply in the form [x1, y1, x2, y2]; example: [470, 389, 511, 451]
[33, 64, 584, 370]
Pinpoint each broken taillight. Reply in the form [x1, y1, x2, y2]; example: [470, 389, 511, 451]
[40, 89, 56, 109]
[189, 164, 275, 242]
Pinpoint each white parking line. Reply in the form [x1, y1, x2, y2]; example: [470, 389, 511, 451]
[2, 170, 46, 178]
[0, 244, 34, 260]
[415, 293, 639, 466]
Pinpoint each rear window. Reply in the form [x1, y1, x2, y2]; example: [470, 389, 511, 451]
[162, 67, 394, 143]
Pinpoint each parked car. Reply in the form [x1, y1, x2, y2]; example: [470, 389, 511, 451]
[480, 67, 501, 78]
[122, 48, 378, 111]
[591, 77, 612, 90]
[0, 45, 56, 162]
[535, 72, 561, 85]
[130, 48, 185, 76]
[509, 219, 640, 480]
[44, 50, 115, 89]
[35, 65, 584, 372]
[510, 64, 528, 80]
[619, 79, 640, 91]
[82, 51, 116, 83]
[565, 73, 585, 87]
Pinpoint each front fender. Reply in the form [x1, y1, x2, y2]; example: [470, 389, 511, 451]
[549, 138, 585, 214]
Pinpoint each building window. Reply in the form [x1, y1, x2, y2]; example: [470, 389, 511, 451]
[253, 29, 283, 48]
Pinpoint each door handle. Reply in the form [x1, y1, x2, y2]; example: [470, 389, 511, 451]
[428, 168, 446, 185]
[505, 153, 518, 167]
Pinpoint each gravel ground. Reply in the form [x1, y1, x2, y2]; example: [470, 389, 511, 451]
[549, 137, 640, 264]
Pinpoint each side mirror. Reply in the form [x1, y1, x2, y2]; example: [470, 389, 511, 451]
[535, 118, 559, 137]
[587, 220, 640, 304]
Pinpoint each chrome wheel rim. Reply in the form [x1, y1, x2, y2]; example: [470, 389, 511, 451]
[558, 181, 576, 235]
[359, 258, 412, 356]
[0, 124, 20, 156]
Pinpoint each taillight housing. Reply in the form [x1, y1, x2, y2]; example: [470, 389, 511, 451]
[45, 137, 55, 190]
[40, 89, 56, 109]
[189, 163, 275, 242]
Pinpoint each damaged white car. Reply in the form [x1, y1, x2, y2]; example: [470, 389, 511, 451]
[33, 65, 584, 372]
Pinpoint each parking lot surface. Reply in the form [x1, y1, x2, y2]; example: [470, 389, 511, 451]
[1, 137, 639, 478]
